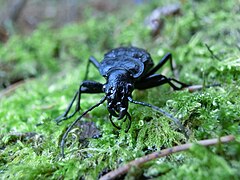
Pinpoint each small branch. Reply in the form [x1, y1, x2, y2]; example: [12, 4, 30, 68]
[100, 135, 235, 180]
[185, 83, 221, 93]
[0, 78, 34, 99]
[205, 44, 221, 61]
[0, 0, 28, 24]
[144, 4, 181, 36]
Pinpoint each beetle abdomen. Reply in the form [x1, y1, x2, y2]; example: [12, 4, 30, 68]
[100, 47, 154, 78]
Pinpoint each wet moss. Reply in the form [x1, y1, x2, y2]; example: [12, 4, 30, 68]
[0, 0, 239, 179]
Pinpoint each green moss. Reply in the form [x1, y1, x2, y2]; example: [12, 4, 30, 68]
[146, 144, 238, 180]
[0, 0, 240, 179]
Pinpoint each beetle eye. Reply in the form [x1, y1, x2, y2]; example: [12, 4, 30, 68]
[102, 85, 106, 91]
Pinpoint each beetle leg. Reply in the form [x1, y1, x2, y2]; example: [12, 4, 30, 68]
[135, 74, 188, 90]
[84, 56, 101, 80]
[54, 80, 104, 124]
[54, 91, 79, 124]
[144, 53, 175, 78]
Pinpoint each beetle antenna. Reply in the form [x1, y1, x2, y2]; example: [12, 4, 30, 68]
[128, 97, 189, 139]
[60, 96, 107, 158]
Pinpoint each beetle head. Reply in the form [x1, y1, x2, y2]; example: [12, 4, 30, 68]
[103, 69, 134, 120]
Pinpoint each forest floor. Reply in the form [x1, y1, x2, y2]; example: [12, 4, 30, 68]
[0, 0, 240, 179]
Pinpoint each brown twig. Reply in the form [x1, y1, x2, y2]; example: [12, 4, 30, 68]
[185, 83, 221, 93]
[3, 0, 28, 22]
[0, 78, 33, 99]
[144, 4, 181, 36]
[100, 135, 235, 180]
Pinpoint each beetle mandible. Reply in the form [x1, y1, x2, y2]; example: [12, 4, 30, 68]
[55, 47, 189, 157]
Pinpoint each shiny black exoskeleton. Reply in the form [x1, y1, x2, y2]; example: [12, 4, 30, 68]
[55, 47, 189, 157]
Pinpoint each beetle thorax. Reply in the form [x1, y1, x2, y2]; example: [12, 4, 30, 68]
[103, 69, 134, 119]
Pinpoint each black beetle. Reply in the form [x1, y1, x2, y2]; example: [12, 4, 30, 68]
[55, 47, 189, 157]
